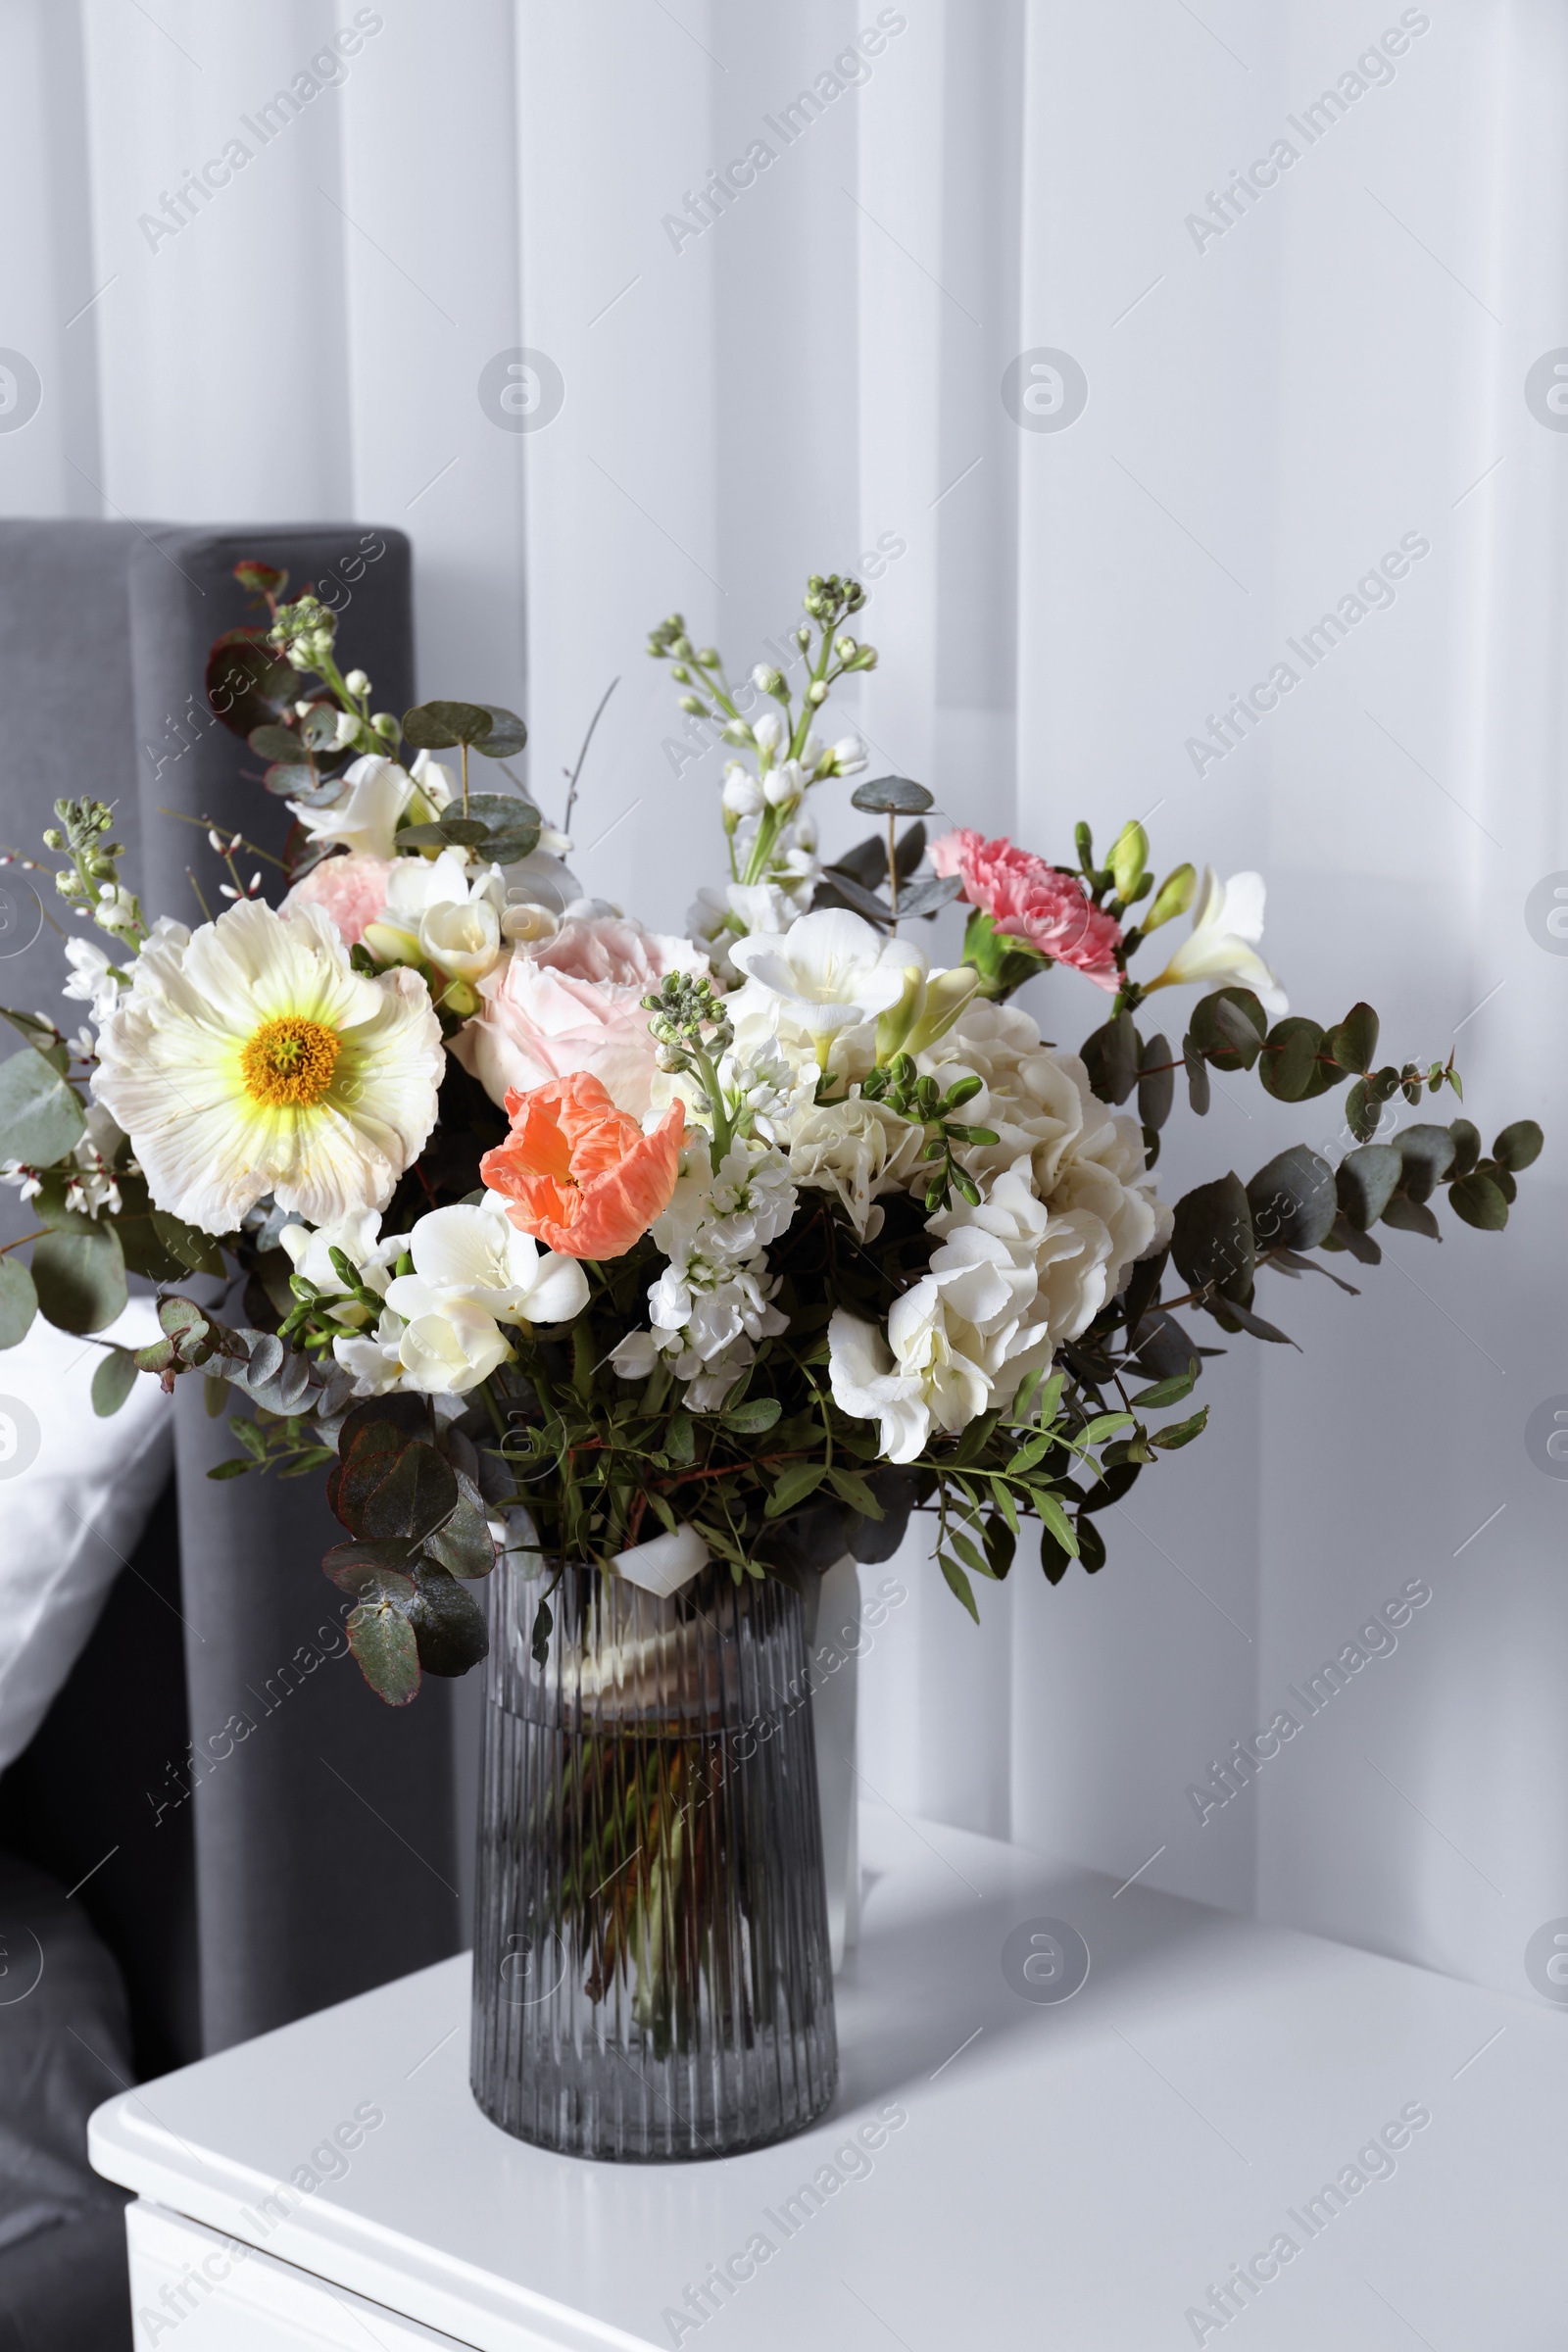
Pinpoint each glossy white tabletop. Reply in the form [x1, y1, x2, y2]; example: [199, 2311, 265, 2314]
[91, 1803, 1567, 2350]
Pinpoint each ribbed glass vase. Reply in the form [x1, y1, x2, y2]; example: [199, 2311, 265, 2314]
[469, 1556, 838, 2161]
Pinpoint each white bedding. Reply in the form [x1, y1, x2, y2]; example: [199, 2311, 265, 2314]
[0, 1298, 174, 1775]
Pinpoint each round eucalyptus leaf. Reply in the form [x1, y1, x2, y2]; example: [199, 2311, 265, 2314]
[470, 706, 528, 760]
[0, 1254, 36, 1349]
[851, 775, 934, 815]
[396, 818, 491, 849]
[248, 722, 305, 761]
[208, 631, 298, 741]
[31, 1222, 127, 1335]
[91, 1348, 140, 1417]
[402, 701, 494, 751]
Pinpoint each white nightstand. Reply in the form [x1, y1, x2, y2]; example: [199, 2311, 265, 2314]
[91, 1803, 1568, 2350]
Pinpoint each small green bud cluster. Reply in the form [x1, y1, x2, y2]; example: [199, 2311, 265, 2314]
[269, 593, 337, 673]
[861, 1054, 999, 1212]
[648, 614, 736, 723]
[802, 572, 865, 626]
[641, 970, 734, 1076]
[46, 799, 142, 937]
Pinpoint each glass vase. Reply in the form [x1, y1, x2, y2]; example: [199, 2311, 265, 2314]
[469, 1555, 839, 2161]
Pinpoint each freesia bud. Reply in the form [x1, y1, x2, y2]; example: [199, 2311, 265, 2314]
[361, 919, 424, 967]
[903, 966, 980, 1055]
[344, 668, 370, 696]
[875, 966, 927, 1060]
[1109, 820, 1149, 904]
[806, 679, 828, 705]
[501, 902, 560, 945]
[371, 712, 400, 741]
[752, 664, 787, 699]
[1142, 862, 1198, 933]
[678, 695, 710, 716]
[751, 710, 785, 757]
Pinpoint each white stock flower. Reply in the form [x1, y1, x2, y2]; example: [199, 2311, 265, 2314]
[1143, 867, 1287, 1016]
[91, 899, 444, 1236]
[763, 759, 806, 809]
[730, 908, 924, 1061]
[62, 934, 123, 1025]
[402, 1195, 589, 1326]
[65, 1102, 125, 1218]
[653, 1140, 797, 1262]
[751, 710, 786, 757]
[288, 755, 415, 860]
[825, 736, 866, 777]
[612, 1139, 793, 1410]
[93, 884, 140, 939]
[722, 764, 765, 818]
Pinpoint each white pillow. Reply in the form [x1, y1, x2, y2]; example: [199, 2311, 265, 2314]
[0, 1298, 175, 1775]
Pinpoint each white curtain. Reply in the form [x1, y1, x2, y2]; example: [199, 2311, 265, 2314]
[5, 0, 1564, 2002]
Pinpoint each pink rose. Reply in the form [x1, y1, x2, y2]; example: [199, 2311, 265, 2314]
[451, 913, 706, 1118]
[930, 829, 1123, 992]
[280, 854, 393, 949]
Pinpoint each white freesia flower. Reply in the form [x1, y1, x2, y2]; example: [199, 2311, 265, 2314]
[368, 848, 507, 981]
[827, 1285, 991, 1465]
[92, 899, 444, 1236]
[401, 1194, 589, 1326]
[288, 754, 415, 861]
[730, 908, 925, 1061]
[1143, 867, 1287, 1017]
[337, 1287, 512, 1396]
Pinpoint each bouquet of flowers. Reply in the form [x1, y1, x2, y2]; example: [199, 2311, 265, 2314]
[0, 564, 1542, 1710]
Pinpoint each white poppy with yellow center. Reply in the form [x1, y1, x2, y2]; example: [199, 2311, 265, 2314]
[93, 899, 445, 1236]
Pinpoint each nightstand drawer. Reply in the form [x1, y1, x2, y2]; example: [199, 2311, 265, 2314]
[127, 2201, 477, 2351]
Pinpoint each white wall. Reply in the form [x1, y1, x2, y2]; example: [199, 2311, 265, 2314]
[5, 0, 1565, 2002]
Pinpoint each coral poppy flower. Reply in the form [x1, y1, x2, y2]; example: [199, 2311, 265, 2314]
[480, 1072, 685, 1259]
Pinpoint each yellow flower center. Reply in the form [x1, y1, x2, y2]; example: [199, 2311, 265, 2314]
[240, 1014, 340, 1108]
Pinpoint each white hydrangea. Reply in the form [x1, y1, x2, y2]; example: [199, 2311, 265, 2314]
[916, 998, 1171, 1303]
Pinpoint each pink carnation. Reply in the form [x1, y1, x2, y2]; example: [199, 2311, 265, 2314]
[280, 854, 392, 950]
[451, 913, 707, 1120]
[930, 829, 1123, 992]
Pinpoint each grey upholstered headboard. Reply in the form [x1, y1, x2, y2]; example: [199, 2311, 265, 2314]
[0, 520, 461, 2061]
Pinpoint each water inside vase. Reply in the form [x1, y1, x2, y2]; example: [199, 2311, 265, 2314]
[469, 1560, 838, 2160]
